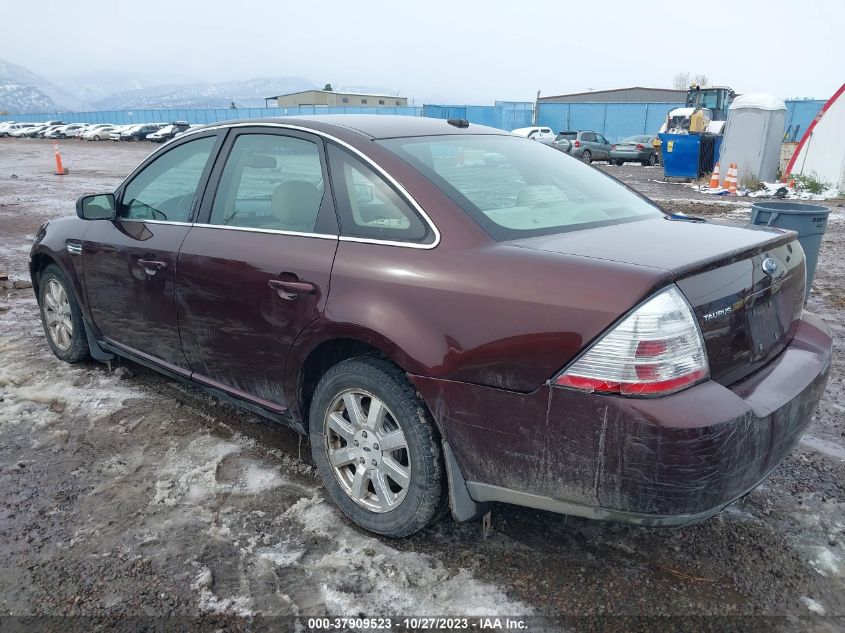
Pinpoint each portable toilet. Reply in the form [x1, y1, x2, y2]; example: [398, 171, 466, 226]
[718, 93, 786, 186]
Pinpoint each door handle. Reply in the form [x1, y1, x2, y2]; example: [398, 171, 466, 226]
[268, 278, 316, 300]
[137, 259, 166, 276]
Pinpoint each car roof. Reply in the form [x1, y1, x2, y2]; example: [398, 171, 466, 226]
[186, 115, 510, 140]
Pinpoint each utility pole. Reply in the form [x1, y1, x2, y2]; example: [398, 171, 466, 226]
[533, 89, 541, 126]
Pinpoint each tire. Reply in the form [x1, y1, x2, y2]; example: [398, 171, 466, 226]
[309, 356, 446, 538]
[38, 264, 90, 363]
[93, 135, 100, 141]
[647, 152, 658, 166]
[613, 159, 624, 166]
[581, 150, 592, 164]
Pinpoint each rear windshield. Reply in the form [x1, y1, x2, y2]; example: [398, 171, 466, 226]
[378, 135, 662, 240]
[555, 132, 577, 141]
[621, 135, 652, 143]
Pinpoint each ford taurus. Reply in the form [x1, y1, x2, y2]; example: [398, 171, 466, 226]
[30, 115, 832, 537]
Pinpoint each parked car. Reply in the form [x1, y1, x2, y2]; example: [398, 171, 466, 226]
[82, 125, 117, 141]
[553, 130, 612, 163]
[121, 123, 163, 141]
[37, 125, 65, 138]
[109, 125, 130, 141]
[20, 124, 49, 138]
[0, 121, 16, 136]
[610, 135, 660, 166]
[510, 126, 555, 144]
[31, 115, 832, 538]
[4, 123, 38, 137]
[146, 122, 191, 143]
[53, 123, 89, 139]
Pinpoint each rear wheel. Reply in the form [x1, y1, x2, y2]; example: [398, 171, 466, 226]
[93, 135, 100, 141]
[581, 150, 592, 164]
[309, 356, 446, 537]
[613, 159, 624, 166]
[647, 152, 659, 166]
[38, 265, 89, 363]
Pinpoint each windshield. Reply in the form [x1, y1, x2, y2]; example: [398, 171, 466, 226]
[378, 135, 662, 240]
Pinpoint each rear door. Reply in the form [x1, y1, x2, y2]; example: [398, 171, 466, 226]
[82, 131, 222, 369]
[596, 134, 611, 159]
[176, 127, 338, 409]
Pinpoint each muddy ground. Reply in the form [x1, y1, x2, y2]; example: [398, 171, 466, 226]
[0, 138, 843, 631]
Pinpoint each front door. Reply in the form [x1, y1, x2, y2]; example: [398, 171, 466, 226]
[82, 133, 220, 369]
[176, 129, 338, 408]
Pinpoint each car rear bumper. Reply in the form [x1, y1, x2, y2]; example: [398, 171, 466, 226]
[610, 149, 651, 161]
[410, 312, 832, 526]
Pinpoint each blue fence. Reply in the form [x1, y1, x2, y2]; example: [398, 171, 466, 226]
[7, 99, 826, 141]
[537, 100, 826, 142]
[9, 105, 424, 125]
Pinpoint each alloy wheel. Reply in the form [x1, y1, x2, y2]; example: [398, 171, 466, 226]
[43, 279, 73, 351]
[324, 389, 411, 513]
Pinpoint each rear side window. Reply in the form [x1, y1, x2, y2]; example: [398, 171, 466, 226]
[209, 133, 325, 233]
[120, 136, 216, 222]
[327, 144, 433, 244]
[582, 132, 597, 142]
[379, 134, 661, 241]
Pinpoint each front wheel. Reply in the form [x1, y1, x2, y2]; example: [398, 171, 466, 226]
[581, 150, 592, 163]
[309, 357, 446, 537]
[38, 265, 89, 363]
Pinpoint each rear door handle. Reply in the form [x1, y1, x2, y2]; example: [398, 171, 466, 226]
[137, 259, 166, 276]
[268, 278, 316, 300]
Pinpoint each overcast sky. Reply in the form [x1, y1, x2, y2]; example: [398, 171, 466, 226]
[3, 0, 843, 103]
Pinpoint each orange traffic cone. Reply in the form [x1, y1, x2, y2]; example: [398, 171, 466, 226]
[724, 163, 738, 195]
[53, 142, 68, 175]
[709, 162, 721, 189]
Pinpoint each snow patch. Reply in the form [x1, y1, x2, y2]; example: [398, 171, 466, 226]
[151, 434, 287, 506]
[800, 596, 827, 615]
[809, 547, 842, 578]
[284, 496, 531, 617]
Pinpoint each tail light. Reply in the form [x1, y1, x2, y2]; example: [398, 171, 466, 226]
[573, 140, 581, 148]
[553, 286, 708, 396]
[635, 143, 645, 150]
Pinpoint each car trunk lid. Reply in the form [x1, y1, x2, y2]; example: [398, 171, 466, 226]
[510, 216, 806, 385]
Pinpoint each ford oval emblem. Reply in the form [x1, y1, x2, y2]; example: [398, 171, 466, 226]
[762, 257, 778, 275]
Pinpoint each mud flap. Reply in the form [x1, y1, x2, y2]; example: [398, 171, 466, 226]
[83, 319, 114, 362]
[443, 440, 491, 522]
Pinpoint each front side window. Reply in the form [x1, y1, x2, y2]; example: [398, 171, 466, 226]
[120, 135, 216, 222]
[379, 134, 662, 241]
[327, 144, 432, 244]
[209, 133, 325, 233]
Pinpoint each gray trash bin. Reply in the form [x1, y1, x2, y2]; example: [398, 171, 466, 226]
[750, 201, 830, 302]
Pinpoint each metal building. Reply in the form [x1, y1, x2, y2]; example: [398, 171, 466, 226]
[540, 87, 687, 104]
[265, 90, 407, 108]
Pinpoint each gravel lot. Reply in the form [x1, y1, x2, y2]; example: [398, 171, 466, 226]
[1, 138, 843, 630]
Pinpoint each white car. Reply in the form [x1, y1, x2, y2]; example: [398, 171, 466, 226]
[10, 123, 45, 138]
[82, 125, 116, 141]
[49, 123, 88, 139]
[3, 122, 38, 137]
[0, 121, 16, 135]
[510, 126, 556, 145]
[109, 125, 133, 141]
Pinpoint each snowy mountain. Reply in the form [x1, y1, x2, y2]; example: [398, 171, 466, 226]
[92, 76, 318, 110]
[0, 58, 403, 114]
[0, 59, 80, 113]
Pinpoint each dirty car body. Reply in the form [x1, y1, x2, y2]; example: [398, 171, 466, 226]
[30, 115, 832, 533]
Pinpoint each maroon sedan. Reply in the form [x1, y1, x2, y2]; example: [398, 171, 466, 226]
[30, 116, 832, 537]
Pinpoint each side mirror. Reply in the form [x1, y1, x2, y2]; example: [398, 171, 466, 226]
[76, 193, 116, 220]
